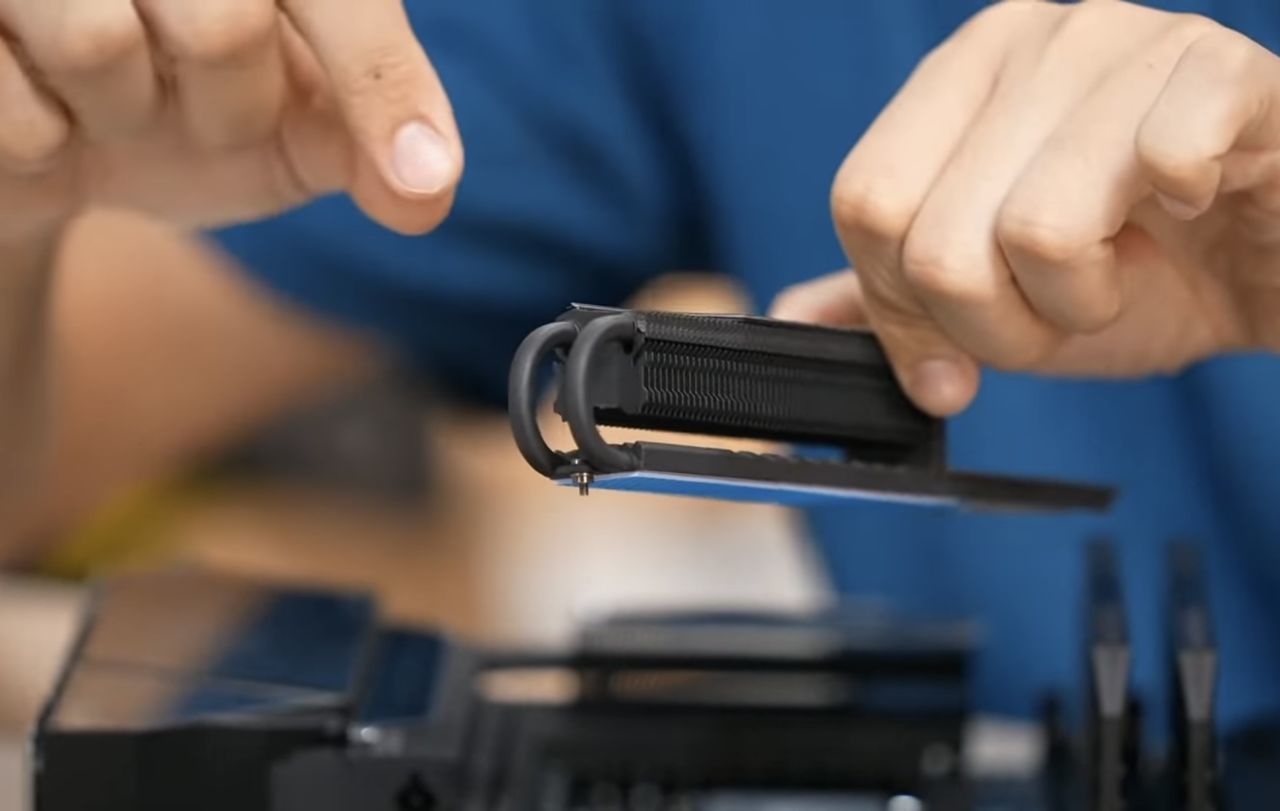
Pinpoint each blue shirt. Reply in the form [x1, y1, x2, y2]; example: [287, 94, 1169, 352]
[213, 0, 1280, 737]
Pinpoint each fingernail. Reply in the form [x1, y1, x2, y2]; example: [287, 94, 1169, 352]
[391, 121, 457, 195]
[1155, 191, 1205, 221]
[909, 358, 970, 415]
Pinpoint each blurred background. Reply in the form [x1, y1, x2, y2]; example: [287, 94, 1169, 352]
[0, 211, 830, 811]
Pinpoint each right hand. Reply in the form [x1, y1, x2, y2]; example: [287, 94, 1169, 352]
[784, 2, 1280, 418]
[0, 0, 463, 241]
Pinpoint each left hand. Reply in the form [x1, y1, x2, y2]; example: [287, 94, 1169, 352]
[777, 1, 1280, 417]
[0, 0, 463, 240]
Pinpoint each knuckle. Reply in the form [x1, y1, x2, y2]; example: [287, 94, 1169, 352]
[41, 15, 147, 74]
[1134, 123, 1193, 179]
[1037, 285, 1121, 337]
[1167, 14, 1224, 51]
[0, 100, 70, 169]
[331, 46, 422, 106]
[1075, 295, 1123, 334]
[1183, 26, 1258, 84]
[1137, 24, 1260, 192]
[169, 3, 277, 63]
[859, 270, 923, 326]
[830, 178, 915, 245]
[1134, 120, 1206, 192]
[1055, 1, 1162, 41]
[996, 207, 1084, 266]
[1052, 2, 1107, 36]
[0, 123, 67, 170]
[969, 1, 1042, 34]
[900, 235, 992, 308]
[960, 3, 1012, 39]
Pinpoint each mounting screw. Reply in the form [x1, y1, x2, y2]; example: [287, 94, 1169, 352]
[572, 470, 593, 496]
[352, 726, 381, 746]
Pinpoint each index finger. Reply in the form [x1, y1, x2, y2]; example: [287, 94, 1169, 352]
[831, 5, 1057, 414]
[281, 0, 463, 233]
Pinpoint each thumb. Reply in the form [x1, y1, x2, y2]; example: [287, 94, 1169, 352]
[770, 269, 980, 417]
[283, 0, 463, 235]
[769, 269, 869, 328]
[865, 283, 980, 418]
